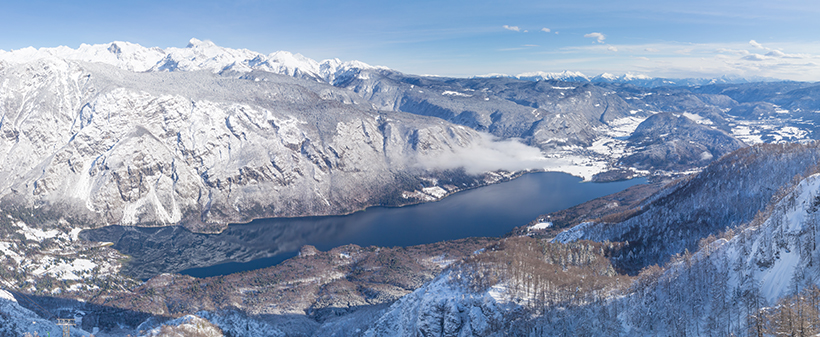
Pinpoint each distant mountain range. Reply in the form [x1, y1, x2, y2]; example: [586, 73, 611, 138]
[476, 70, 787, 87]
[0, 38, 384, 84]
[2, 38, 790, 88]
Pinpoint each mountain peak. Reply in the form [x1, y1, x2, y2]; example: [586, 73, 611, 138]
[108, 42, 122, 55]
[472, 73, 511, 78]
[515, 70, 590, 82]
[595, 72, 618, 81]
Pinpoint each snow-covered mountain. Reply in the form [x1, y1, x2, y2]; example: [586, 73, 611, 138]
[0, 46, 500, 233]
[0, 38, 384, 84]
[514, 70, 590, 82]
[473, 70, 786, 88]
[590, 72, 678, 87]
[1, 39, 785, 90]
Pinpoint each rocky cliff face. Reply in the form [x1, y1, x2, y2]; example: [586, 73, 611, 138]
[0, 58, 494, 232]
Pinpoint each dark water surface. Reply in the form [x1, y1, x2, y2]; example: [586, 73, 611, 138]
[81, 172, 645, 279]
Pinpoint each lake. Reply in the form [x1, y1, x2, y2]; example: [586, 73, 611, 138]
[81, 172, 646, 279]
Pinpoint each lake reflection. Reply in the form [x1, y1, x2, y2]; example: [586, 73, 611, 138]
[81, 172, 646, 279]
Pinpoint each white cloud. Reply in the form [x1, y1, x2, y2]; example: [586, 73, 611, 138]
[766, 50, 786, 57]
[717, 48, 750, 56]
[750, 40, 766, 49]
[607, 46, 618, 52]
[743, 54, 769, 61]
[417, 133, 548, 175]
[765, 49, 805, 59]
[644, 48, 660, 52]
[635, 56, 650, 61]
[523, 44, 538, 47]
[541, 28, 551, 33]
[503, 25, 521, 32]
[584, 32, 606, 43]
[744, 41, 806, 59]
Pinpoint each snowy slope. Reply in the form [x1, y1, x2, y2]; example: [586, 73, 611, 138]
[139, 314, 226, 337]
[611, 171, 820, 336]
[364, 272, 511, 337]
[554, 143, 820, 273]
[0, 289, 90, 337]
[705, 173, 820, 303]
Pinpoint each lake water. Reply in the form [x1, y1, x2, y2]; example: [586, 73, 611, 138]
[81, 172, 645, 279]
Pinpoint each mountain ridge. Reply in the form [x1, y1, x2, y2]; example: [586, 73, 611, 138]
[0, 38, 387, 85]
[1, 38, 792, 88]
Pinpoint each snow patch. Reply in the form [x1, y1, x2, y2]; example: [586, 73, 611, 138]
[16, 222, 60, 241]
[69, 228, 83, 241]
[422, 186, 448, 199]
[442, 91, 472, 97]
[487, 282, 512, 303]
[31, 258, 98, 281]
[774, 126, 808, 140]
[529, 222, 553, 231]
[0, 289, 16, 302]
[0, 242, 22, 263]
[553, 222, 594, 243]
[759, 248, 800, 303]
[606, 116, 647, 138]
[682, 112, 713, 125]
[731, 124, 764, 144]
[402, 186, 449, 201]
[700, 151, 713, 161]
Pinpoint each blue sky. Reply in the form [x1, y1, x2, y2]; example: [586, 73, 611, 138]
[2, 0, 819, 80]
